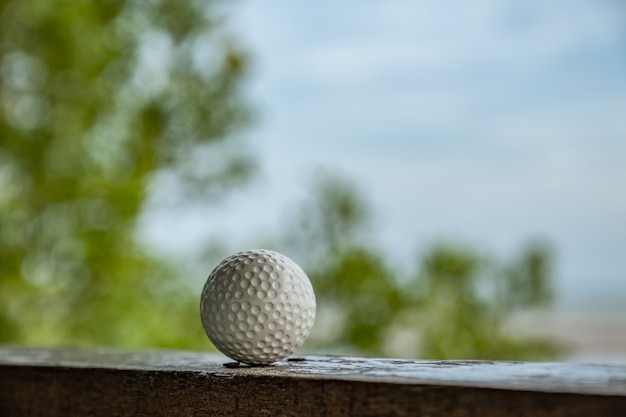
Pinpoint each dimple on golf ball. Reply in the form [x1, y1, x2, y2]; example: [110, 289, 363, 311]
[200, 249, 316, 365]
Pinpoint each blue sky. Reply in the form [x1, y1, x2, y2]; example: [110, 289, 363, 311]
[145, 0, 626, 309]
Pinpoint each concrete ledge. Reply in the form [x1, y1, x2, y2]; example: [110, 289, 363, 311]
[1, 347, 625, 416]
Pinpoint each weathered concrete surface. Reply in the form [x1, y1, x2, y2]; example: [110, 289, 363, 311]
[1, 347, 625, 416]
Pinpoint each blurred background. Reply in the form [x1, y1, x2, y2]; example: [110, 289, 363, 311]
[1, 0, 624, 362]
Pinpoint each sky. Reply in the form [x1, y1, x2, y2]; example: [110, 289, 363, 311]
[145, 0, 626, 310]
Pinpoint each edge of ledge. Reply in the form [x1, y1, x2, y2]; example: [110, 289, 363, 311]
[1, 346, 625, 396]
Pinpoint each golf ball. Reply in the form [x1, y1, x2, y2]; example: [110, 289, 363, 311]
[200, 249, 316, 365]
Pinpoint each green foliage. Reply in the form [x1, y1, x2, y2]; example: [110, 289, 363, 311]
[413, 243, 557, 359]
[0, 1, 561, 360]
[0, 0, 250, 348]
[284, 172, 560, 360]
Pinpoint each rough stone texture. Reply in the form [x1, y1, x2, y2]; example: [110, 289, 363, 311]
[1, 347, 625, 416]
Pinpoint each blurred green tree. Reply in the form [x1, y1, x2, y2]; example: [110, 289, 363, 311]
[0, 0, 251, 347]
[284, 171, 560, 360]
[0, 0, 563, 360]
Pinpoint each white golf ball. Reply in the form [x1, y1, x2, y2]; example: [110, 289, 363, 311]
[200, 249, 316, 365]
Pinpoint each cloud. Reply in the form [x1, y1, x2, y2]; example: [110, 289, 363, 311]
[146, 0, 626, 306]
